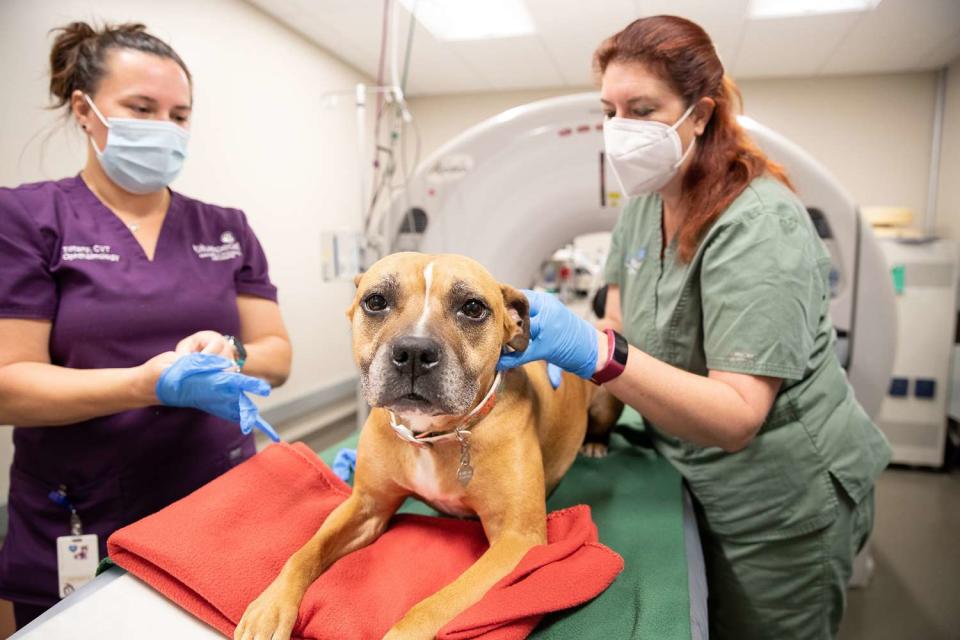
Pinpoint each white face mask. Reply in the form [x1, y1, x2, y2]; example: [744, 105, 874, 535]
[84, 94, 189, 195]
[603, 103, 697, 197]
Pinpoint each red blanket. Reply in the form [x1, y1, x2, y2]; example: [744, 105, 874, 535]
[107, 442, 623, 639]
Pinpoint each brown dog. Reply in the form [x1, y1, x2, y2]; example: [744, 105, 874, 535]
[235, 252, 621, 640]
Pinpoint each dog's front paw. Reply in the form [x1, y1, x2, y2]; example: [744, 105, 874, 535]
[234, 586, 300, 640]
[383, 612, 442, 640]
[580, 442, 608, 458]
[382, 625, 433, 640]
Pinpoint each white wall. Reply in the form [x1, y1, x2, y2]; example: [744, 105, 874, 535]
[738, 73, 939, 228]
[0, 0, 370, 409]
[408, 71, 946, 232]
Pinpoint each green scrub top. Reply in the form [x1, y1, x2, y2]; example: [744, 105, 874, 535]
[604, 176, 892, 542]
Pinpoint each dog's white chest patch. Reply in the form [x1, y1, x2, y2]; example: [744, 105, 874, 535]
[409, 449, 472, 517]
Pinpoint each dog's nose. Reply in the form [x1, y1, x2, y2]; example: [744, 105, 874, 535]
[391, 336, 442, 376]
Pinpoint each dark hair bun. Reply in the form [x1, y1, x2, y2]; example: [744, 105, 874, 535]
[49, 21, 98, 108]
[47, 21, 190, 112]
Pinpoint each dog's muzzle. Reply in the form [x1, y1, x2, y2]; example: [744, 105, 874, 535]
[361, 331, 479, 418]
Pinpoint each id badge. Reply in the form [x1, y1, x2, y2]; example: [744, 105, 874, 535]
[56, 534, 99, 598]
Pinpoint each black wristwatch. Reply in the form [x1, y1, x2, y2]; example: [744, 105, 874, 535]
[223, 334, 247, 370]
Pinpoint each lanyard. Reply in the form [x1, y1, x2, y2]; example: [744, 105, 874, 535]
[48, 485, 83, 536]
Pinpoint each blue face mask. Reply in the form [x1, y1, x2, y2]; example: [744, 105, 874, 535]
[84, 94, 189, 195]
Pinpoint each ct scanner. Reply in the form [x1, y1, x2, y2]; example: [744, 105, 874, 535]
[386, 92, 897, 420]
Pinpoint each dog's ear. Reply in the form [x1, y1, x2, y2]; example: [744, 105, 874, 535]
[345, 272, 365, 321]
[500, 284, 530, 352]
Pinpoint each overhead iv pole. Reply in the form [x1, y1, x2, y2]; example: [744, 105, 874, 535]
[347, 0, 419, 430]
[924, 66, 947, 239]
[354, 82, 371, 430]
[348, 80, 403, 431]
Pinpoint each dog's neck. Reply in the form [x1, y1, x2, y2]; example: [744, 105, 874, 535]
[387, 372, 503, 447]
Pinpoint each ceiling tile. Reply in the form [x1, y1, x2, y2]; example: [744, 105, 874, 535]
[821, 0, 960, 74]
[298, 1, 491, 94]
[245, 0, 959, 94]
[735, 12, 862, 77]
[918, 29, 960, 69]
[451, 36, 565, 90]
[635, 0, 750, 72]
[400, 18, 493, 94]
[526, 0, 637, 85]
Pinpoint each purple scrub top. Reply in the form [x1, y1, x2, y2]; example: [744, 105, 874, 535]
[0, 175, 278, 606]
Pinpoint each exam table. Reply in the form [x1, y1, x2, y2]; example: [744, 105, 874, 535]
[13, 421, 707, 640]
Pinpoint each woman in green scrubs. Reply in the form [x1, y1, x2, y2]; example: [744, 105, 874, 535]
[497, 16, 891, 640]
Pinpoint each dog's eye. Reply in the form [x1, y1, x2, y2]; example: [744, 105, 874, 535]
[362, 293, 389, 313]
[459, 299, 487, 320]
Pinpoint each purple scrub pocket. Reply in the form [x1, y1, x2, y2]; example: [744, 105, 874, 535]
[0, 466, 122, 605]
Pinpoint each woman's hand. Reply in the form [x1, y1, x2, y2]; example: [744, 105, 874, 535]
[155, 353, 279, 441]
[497, 289, 606, 379]
[131, 351, 180, 404]
[175, 330, 236, 362]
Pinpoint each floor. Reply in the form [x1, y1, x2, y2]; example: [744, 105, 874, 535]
[838, 466, 960, 640]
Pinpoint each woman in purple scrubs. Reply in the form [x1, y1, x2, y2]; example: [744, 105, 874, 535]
[0, 22, 292, 627]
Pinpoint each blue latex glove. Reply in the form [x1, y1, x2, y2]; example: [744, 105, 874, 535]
[332, 448, 357, 483]
[496, 289, 599, 380]
[547, 363, 563, 390]
[156, 353, 280, 442]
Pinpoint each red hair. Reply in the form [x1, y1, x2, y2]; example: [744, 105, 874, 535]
[594, 15, 793, 262]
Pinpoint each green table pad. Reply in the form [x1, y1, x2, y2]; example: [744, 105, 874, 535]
[318, 418, 691, 640]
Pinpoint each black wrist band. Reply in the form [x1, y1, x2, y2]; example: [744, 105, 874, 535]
[223, 334, 246, 370]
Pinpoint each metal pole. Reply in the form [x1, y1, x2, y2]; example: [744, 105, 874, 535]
[355, 83, 369, 232]
[350, 82, 405, 430]
[925, 67, 947, 238]
[355, 82, 372, 431]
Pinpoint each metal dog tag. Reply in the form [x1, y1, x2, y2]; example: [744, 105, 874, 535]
[456, 428, 474, 486]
